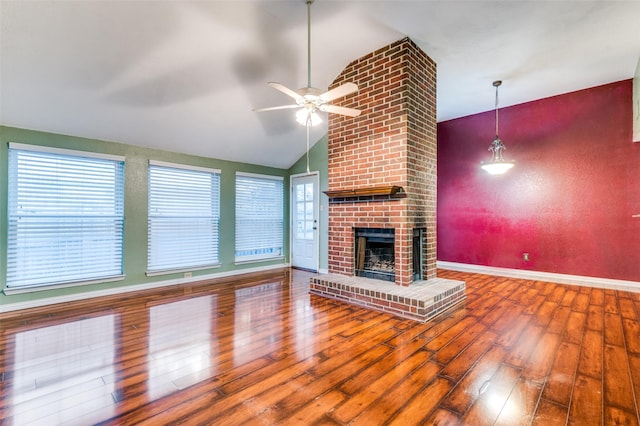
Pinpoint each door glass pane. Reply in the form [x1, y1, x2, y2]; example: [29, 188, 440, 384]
[296, 185, 305, 202]
[305, 220, 314, 240]
[305, 183, 314, 201]
[296, 220, 304, 239]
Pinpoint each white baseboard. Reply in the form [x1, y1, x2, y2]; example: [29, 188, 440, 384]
[437, 261, 640, 293]
[0, 263, 290, 314]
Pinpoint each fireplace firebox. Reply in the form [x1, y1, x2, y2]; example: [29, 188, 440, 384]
[354, 228, 395, 282]
[412, 228, 423, 281]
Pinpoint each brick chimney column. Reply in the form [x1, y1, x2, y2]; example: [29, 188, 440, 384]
[326, 37, 437, 285]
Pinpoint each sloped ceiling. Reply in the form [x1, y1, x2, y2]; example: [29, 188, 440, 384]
[2, 1, 639, 168]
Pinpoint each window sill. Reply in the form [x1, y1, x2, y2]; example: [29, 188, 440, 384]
[3, 275, 125, 295]
[146, 264, 220, 277]
[235, 256, 285, 266]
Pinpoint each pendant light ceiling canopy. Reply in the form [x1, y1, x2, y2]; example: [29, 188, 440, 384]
[481, 80, 514, 175]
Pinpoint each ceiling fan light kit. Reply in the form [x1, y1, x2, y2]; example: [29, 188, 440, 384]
[296, 109, 322, 126]
[481, 80, 514, 175]
[253, 0, 361, 126]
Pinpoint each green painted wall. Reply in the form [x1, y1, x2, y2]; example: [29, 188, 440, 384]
[0, 126, 289, 306]
[287, 135, 329, 272]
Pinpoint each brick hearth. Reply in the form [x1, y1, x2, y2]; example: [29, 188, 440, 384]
[310, 274, 466, 322]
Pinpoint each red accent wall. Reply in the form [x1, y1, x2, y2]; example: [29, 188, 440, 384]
[437, 80, 640, 282]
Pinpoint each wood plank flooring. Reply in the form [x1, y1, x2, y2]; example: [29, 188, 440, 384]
[1, 268, 639, 425]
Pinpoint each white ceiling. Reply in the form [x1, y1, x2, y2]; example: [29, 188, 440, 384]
[2, 1, 639, 169]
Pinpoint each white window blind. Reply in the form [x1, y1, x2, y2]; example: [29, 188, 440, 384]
[147, 162, 220, 273]
[235, 173, 284, 262]
[7, 144, 125, 289]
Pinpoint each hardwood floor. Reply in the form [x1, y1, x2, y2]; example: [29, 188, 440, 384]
[1, 268, 639, 425]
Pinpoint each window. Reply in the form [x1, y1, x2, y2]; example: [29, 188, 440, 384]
[235, 172, 284, 262]
[7, 143, 125, 290]
[147, 161, 220, 273]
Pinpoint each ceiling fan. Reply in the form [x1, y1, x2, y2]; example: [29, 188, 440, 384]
[253, 0, 361, 127]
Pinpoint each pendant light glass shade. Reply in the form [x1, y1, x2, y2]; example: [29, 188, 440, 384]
[481, 80, 514, 175]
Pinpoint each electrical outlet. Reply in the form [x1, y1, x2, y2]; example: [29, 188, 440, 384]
[523, 253, 530, 262]
[184, 272, 192, 278]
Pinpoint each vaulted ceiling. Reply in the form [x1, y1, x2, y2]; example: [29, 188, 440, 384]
[2, 1, 639, 168]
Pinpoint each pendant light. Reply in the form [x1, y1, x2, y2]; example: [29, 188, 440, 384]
[481, 80, 514, 175]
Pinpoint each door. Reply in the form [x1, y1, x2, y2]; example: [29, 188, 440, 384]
[291, 173, 319, 271]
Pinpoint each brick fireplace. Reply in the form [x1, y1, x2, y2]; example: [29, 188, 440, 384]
[309, 38, 465, 322]
[327, 37, 437, 286]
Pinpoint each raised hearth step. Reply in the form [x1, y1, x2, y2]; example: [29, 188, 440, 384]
[309, 274, 466, 322]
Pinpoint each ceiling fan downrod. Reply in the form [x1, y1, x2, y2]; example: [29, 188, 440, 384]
[252, 0, 361, 123]
[306, 0, 313, 89]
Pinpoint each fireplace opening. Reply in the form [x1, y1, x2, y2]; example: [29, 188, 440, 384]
[413, 228, 424, 281]
[354, 228, 395, 282]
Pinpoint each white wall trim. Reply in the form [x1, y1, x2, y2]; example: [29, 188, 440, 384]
[0, 263, 290, 314]
[149, 159, 221, 175]
[438, 261, 640, 293]
[9, 142, 126, 162]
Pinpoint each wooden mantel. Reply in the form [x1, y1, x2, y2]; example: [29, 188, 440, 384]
[324, 185, 405, 202]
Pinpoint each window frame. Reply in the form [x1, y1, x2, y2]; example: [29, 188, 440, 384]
[234, 172, 285, 264]
[5, 143, 125, 294]
[146, 160, 221, 276]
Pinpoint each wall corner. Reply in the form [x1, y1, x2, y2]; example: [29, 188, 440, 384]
[633, 56, 640, 142]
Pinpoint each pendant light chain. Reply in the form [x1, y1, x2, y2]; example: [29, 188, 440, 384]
[493, 80, 502, 138]
[495, 83, 499, 137]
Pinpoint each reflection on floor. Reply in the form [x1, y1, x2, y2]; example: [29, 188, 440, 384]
[1, 268, 639, 425]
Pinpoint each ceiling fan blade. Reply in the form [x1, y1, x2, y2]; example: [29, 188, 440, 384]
[253, 104, 300, 112]
[319, 82, 358, 102]
[268, 82, 303, 102]
[320, 104, 362, 117]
